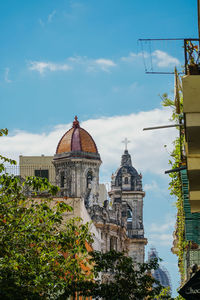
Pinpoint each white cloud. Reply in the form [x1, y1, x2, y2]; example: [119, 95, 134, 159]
[39, 10, 56, 27]
[94, 59, 116, 72]
[4, 68, 11, 83]
[144, 180, 158, 191]
[29, 61, 72, 74]
[150, 221, 174, 233]
[121, 52, 136, 62]
[29, 50, 179, 75]
[63, 1, 86, 23]
[28, 57, 116, 74]
[153, 50, 180, 68]
[68, 56, 86, 64]
[83, 108, 177, 175]
[68, 56, 116, 72]
[148, 233, 173, 246]
[0, 108, 177, 177]
[121, 50, 180, 69]
[147, 214, 175, 246]
[121, 52, 148, 62]
[48, 10, 56, 23]
[38, 19, 45, 27]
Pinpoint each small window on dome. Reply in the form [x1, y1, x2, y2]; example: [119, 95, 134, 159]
[124, 177, 128, 184]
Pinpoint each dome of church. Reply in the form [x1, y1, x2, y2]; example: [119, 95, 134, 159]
[148, 248, 171, 291]
[56, 116, 99, 155]
[113, 149, 142, 191]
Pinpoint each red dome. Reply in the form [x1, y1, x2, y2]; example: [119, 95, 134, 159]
[56, 116, 98, 154]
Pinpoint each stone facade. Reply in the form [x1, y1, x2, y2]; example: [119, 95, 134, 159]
[53, 152, 101, 205]
[88, 149, 147, 262]
[19, 117, 147, 264]
[52, 117, 147, 263]
[109, 149, 147, 263]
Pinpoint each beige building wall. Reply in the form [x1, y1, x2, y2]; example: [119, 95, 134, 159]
[19, 155, 55, 184]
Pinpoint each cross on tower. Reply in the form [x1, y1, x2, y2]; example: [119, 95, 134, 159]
[122, 137, 130, 151]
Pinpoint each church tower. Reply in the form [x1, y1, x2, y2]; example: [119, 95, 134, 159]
[53, 119, 147, 264]
[109, 144, 147, 263]
[53, 116, 101, 206]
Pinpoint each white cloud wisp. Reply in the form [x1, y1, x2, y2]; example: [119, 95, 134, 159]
[4, 68, 11, 83]
[147, 214, 175, 246]
[152, 50, 180, 68]
[48, 10, 56, 23]
[28, 49, 180, 75]
[121, 50, 180, 69]
[121, 52, 144, 62]
[94, 59, 116, 72]
[28, 57, 116, 74]
[29, 61, 72, 74]
[1, 108, 177, 177]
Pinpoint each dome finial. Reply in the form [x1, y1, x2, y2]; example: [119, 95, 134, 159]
[73, 115, 80, 128]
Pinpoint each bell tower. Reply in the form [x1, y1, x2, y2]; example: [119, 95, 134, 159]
[109, 142, 147, 263]
[53, 116, 101, 206]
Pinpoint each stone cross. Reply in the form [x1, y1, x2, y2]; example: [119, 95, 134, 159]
[122, 138, 130, 150]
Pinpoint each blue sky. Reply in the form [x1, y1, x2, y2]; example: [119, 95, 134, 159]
[0, 0, 197, 132]
[0, 0, 198, 296]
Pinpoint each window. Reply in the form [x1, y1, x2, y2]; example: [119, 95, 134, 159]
[87, 170, 93, 188]
[60, 172, 65, 188]
[110, 236, 117, 251]
[124, 177, 128, 184]
[127, 205, 132, 222]
[34, 169, 49, 180]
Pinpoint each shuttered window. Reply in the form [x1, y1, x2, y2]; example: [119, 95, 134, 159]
[34, 169, 49, 180]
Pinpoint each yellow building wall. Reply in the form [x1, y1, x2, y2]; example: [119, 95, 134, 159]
[19, 155, 55, 184]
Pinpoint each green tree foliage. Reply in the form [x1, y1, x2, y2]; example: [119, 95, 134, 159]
[0, 129, 94, 299]
[161, 93, 186, 281]
[69, 250, 173, 300]
[173, 296, 185, 300]
[154, 287, 172, 300]
[0, 128, 174, 299]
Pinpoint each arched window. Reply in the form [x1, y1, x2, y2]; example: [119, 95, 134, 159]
[127, 205, 132, 222]
[87, 170, 93, 188]
[124, 177, 128, 184]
